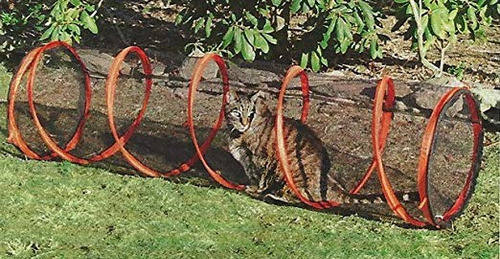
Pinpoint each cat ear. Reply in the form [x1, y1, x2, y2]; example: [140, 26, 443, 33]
[225, 89, 239, 103]
[250, 90, 270, 114]
[250, 90, 267, 104]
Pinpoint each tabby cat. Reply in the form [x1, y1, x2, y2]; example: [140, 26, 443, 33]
[224, 90, 413, 205]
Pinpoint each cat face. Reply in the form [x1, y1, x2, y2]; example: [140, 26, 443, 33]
[225, 91, 266, 133]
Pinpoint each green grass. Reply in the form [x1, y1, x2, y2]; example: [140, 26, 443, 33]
[0, 65, 498, 258]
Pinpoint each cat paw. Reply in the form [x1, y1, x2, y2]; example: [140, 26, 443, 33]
[244, 186, 261, 197]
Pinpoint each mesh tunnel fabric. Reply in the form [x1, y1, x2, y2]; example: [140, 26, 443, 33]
[7, 41, 484, 228]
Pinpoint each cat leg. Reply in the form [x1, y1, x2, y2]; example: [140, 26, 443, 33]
[244, 185, 268, 200]
[229, 144, 255, 182]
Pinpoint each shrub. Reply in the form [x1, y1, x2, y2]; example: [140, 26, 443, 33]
[0, 0, 100, 57]
[174, 0, 384, 71]
[393, 0, 500, 75]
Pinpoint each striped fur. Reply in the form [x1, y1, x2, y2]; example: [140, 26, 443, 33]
[225, 90, 413, 205]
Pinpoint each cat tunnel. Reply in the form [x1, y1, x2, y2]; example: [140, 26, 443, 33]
[7, 41, 483, 228]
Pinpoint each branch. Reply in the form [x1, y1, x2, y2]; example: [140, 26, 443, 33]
[408, 0, 440, 74]
[90, 0, 104, 18]
[439, 40, 452, 76]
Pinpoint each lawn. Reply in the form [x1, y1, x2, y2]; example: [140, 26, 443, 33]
[0, 65, 498, 258]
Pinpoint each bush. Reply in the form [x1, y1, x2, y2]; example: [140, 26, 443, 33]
[0, 0, 100, 57]
[175, 0, 499, 73]
[1, 0, 498, 74]
[174, 0, 384, 72]
[393, 0, 499, 74]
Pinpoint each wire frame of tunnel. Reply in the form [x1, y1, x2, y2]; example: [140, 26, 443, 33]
[7, 41, 484, 228]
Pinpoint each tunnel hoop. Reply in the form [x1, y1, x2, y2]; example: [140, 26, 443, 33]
[187, 53, 245, 190]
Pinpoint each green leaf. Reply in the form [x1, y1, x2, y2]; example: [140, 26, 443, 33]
[300, 52, 309, 68]
[320, 55, 328, 66]
[233, 28, 243, 54]
[449, 9, 458, 20]
[175, 12, 184, 25]
[343, 21, 353, 40]
[302, 2, 310, 12]
[276, 16, 285, 31]
[40, 24, 55, 41]
[421, 14, 429, 30]
[369, 39, 378, 59]
[424, 26, 432, 40]
[245, 12, 258, 27]
[353, 12, 365, 33]
[242, 37, 256, 61]
[359, 1, 375, 30]
[423, 0, 434, 9]
[319, 38, 328, 49]
[405, 4, 413, 15]
[80, 10, 98, 34]
[68, 23, 81, 35]
[205, 16, 213, 37]
[467, 7, 478, 29]
[60, 0, 68, 10]
[291, 0, 301, 13]
[430, 9, 446, 39]
[336, 18, 346, 42]
[51, 26, 61, 41]
[194, 17, 205, 33]
[69, 0, 81, 6]
[262, 33, 277, 44]
[254, 33, 269, 53]
[85, 4, 95, 12]
[423, 35, 436, 54]
[340, 39, 350, 53]
[457, 16, 468, 33]
[326, 15, 337, 34]
[394, 0, 408, 3]
[244, 28, 255, 44]
[310, 51, 320, 72]
[67, 8, 79, 19]
[317, 0, 326, 10]
[50, 4, 61, 18]
[60, 30, 71, 44]
[262, 19, 274, 33]
[321, 19, 335, 49]
[222, 26, 235, 48]
[74, 35, 81, 44]
[271, 0, 282, 7]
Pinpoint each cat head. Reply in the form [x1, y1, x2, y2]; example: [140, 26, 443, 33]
[225, 90, 269, 133]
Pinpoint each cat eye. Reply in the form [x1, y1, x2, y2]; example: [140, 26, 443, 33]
[248, 110, 255, 118]
[230, 110, 241, 117]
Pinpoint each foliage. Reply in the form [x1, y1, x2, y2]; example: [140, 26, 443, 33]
[0, 0, 100, 56]
[39, 0, 100, 44]
[174, 0, 383, 72]
[174, 0, 499, 73]
[0, 2, 46, 54]
[393, 0, 500, 75]
[1, 0, 499, 74]
[446, 62, 465, 80]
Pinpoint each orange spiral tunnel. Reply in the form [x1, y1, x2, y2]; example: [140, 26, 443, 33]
[7, 41, 483, 228]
